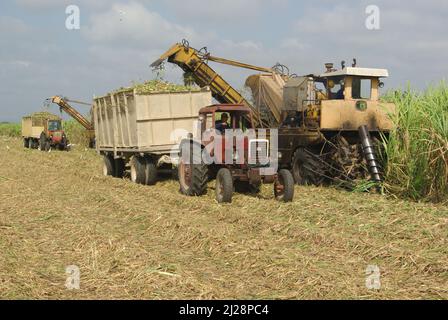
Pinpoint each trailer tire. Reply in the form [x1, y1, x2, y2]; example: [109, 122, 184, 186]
[130, 156, 146, 184]
[215, 168, 233, 203]
[30, 139, 38, 149]
[145, 160, 158, 186]
[274, 169, 294, 202]
[178, 143, 208, 196]
[24, 138, 29, 148]
[114, 158, 125, 178]
[103, 155, 115, 176]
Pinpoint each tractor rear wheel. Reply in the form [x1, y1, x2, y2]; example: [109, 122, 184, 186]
[215, 168, 233, 203]
[103, 155, 115, 176]
[145, 159, 158, 186]
[130, 156, 146, 184]
[274, 169, 294, 202]
[39, 133, 47, 152]
[178, 145, 208, 196]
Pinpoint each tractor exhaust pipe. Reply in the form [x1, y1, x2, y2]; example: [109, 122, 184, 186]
[358, 125, 381, 183]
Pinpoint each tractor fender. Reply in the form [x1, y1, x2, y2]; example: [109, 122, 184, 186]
[179, 139, 208, 165]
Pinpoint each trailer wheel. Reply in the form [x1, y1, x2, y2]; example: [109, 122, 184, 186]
[145, 159, 158, 186]
[103, 155, 115, 176]
[24, 138, 29, 148]
[274, 169, 294, 202]
[30, 139, 37, 149]
[216, 168, 233, 203]
[130, 156, 146, 184]
[178, 144, 208, 196]
[114, 158, 125, 178]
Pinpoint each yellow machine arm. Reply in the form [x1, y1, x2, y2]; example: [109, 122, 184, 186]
[151, 41, 273, 127]
[50, 96, 94, 131]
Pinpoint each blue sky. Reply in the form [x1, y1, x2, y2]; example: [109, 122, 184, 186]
[1, 0, 447, 121]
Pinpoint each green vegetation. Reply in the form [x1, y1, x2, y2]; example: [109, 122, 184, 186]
[25, 112, 60, 120]
[0, 123, 21, 137]
[113, 80, 200, 95]
[63, 120, 91, 146]
[381, 81, 448, 203]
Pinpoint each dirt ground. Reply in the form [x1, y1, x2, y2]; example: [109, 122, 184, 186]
[0, 136, 447, 299]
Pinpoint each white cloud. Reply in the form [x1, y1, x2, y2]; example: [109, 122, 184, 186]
[162, 0, 288, 21]
[280, 38, 310, 50]
[15, 0, 109, 10]
[0, 16, 30, 34]
[83, 2, 201, 49]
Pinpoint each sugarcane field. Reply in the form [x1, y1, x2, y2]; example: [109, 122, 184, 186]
[0, 0, 447, 307]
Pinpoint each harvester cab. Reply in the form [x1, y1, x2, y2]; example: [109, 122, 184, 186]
[281, 63, 395, 132]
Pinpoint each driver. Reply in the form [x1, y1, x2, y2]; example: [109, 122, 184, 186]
[215, 113, 230, 134]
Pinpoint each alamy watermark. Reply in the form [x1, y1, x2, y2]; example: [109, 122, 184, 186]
[65, 5, 80, 30]
[172, 125, 279, 175]
[365, 265, 381, 290]
[365, 5, 381, 30]
[65, 265, 80, 290]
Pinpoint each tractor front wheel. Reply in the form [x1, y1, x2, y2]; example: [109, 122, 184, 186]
[215, 168, 233, 203]
[274, 169, 294, 202]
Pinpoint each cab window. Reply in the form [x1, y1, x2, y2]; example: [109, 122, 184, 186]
[352, 78, 372, 99]
[327, 77, 345, 100]
[48, 121, 61, 131]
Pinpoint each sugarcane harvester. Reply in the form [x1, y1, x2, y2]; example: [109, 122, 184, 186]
[275, 63, 395, 186]
[48, 96, 96, 148]
[152, 40, 395, 186]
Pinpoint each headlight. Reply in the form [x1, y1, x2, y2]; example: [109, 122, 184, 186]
[277, 152, 283, 159]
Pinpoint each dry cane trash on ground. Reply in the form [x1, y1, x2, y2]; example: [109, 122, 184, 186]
[0, 137, 447, 299]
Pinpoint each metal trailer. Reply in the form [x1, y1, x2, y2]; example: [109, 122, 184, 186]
[92, 87, 212, 185]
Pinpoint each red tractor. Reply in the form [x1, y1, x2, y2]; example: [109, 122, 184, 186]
[22, 113, 70, 151]
[178, 104, 294, 203]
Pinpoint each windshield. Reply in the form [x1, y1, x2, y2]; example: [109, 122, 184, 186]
[48, 120, 62, 131]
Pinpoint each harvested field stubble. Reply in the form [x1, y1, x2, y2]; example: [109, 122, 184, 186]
[0, 137, 447, 299]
